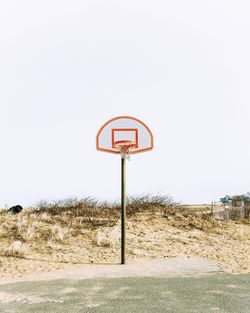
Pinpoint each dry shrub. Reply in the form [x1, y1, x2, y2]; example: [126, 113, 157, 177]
[164, 209, 227, 232]
[34, 195, 180, 221]
[22, 224, 35, 241]
[7, 240, 25, 257]
[0, 194, 181, 254]
[35, 197, 120, 226]
[92, 231, 114, 248]
[0, 210, 51, 245]
[126, 194, 181, 216]
[51, 224, 69, 242]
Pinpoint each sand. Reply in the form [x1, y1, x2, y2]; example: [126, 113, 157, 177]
[0, 211, 249, 283]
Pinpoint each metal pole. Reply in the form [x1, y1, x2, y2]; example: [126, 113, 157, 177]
[211, 201, 214, 216]
[121, 157, 126, 264]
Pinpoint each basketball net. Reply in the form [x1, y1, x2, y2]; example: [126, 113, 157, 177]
[114, 140, 136, 160]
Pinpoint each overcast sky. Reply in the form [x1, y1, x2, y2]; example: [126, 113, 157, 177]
[0, 1, 250, 207]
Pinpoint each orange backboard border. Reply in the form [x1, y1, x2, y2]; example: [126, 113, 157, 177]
[96, 116, 154, 154]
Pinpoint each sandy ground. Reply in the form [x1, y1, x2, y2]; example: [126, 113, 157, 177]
[0, 257, 224, 285]
[0, 211, 250, 283]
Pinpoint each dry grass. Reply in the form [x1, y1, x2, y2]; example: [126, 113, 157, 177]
[0, 195, 248, 261]
[6, 240, 25, 257]
[32, 195, 181, 225]
[126, 194, 180, 215]
[0, 195, 249, 277]
[0, 194, 180, 258]
[51, 224, 69, 242]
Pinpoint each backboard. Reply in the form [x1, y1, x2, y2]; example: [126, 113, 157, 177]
[96, 116, 153, 155]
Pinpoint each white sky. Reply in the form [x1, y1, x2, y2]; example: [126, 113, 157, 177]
[0, 1, 250, 207]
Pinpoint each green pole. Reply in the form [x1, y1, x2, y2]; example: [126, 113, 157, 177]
[121, 157, 126, 264]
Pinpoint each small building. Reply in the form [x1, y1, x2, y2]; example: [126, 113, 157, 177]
[220, 193, 250, 219]
[232, 195, 250, 218]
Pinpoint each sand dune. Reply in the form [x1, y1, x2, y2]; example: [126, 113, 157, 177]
[0, 208, 249, 282]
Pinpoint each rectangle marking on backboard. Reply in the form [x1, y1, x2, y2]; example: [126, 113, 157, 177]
[112, 128, 138, 148]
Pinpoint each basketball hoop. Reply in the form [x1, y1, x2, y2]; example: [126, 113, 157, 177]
[114, 140, 137, 160]
[96, 116, 154, 265]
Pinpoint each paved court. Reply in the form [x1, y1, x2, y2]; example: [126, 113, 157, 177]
[0, 273, 249, 313]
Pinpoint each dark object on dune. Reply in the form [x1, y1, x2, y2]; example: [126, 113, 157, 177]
[8, 205, 23, 214]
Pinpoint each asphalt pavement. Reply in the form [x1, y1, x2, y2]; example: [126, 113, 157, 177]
[0, 258, 248, 313]
[0, 273, 250, 313]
